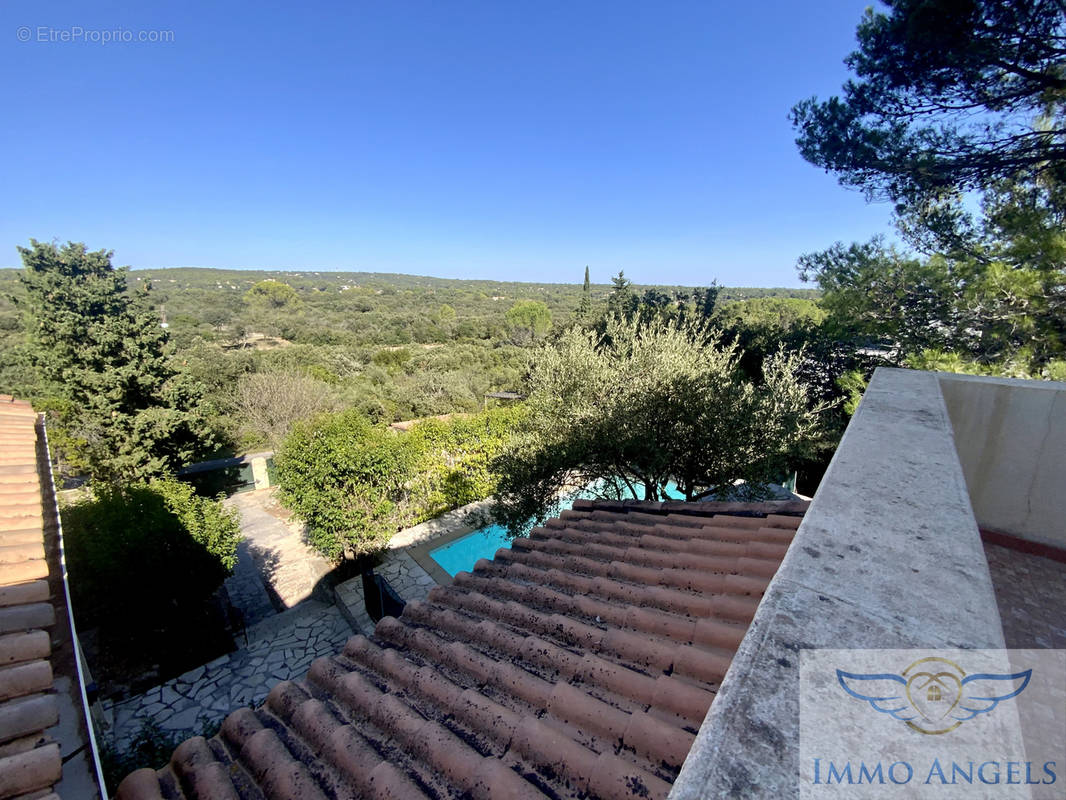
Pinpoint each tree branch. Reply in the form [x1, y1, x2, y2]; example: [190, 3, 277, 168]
[991, 59, 1066, 91]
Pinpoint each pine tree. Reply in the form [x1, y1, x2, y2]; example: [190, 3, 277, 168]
[791, 0, 1066, 251]
[16, 240, 214, 482]
[605, 271, 637, 320]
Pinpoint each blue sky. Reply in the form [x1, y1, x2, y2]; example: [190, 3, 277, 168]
[1, 1, 895, 287]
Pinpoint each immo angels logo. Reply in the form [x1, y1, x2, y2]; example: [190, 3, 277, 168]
[837, 656, 1032, 735]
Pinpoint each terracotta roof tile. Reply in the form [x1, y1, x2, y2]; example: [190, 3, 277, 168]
[0, 660, 54, 702]
[0, 631, 51, 667]
[0, 396, 64, 799]
[118, 500, 805, 800]
[0, 741, 62, 799]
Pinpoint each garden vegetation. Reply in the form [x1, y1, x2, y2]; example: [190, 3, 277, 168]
[0, 0, 1061, 706]
[62, 478, 241, 686]
[492, 316, 827, 534]
[274, 406, 524, 560]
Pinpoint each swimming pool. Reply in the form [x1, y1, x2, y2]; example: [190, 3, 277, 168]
[427, 480, 685, 576]
[428, 523, 515, 577]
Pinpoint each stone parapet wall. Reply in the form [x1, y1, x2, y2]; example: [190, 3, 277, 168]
[938, 372, 1066, 549]
[670, 368, 1008, 799]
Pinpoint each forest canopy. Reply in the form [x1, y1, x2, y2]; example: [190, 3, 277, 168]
[792, 0, 1066, 380]
[0, 259, 814, 465]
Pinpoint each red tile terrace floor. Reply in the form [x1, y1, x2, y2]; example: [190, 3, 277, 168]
[117, 499, 806, 800]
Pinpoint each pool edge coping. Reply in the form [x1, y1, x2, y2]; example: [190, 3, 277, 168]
[406, 521, 486, 586]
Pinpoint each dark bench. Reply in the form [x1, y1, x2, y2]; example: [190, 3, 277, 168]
[362, 569, 407, 622]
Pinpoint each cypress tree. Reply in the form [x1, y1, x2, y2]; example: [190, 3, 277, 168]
[578, 265, 592, 318]
[16, 240, 214, 482]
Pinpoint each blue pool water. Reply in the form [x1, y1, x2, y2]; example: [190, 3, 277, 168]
[429, 523, 515, 577]
[428, 480, 685, 576]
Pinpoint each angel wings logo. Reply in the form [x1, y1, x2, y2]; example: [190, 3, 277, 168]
[837, 656, 1032, 735]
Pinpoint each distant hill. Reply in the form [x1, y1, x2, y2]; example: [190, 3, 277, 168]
[120, 266, 818, 299]
[0, 264, 821, 435]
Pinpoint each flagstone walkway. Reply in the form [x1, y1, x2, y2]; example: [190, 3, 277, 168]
[332, 499, 489, 632]
[103, 496, 488, 756]
[223, 489, 334, 609]
[334, 549, 439, 634]
[101, 601, 353, 753]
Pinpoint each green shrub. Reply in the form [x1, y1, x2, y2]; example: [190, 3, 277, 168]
[275, 407, 524, 560]
[408, 406, 525, 518]
[906, 348, 1066, 381]
[1046, 360, 1066, 382]
[274, 410, 416, 560]
[836, 369, 868, 416]
[371, 347, 412, 368]
[62, 479, 241, 671]
[149, 479, 241, 572]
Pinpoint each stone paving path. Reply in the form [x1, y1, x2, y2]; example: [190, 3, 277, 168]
[104, 497, 483, 757]
[101, 601, 353, 752]
[224, 489, 334, 608]
[222, 539, 277, 627]
[333, 501, 486, 632]
[379, 550, 438, 602]
[335, 550, 439, 634]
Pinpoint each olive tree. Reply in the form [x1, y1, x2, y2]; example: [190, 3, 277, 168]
[492, 317, 826, 533]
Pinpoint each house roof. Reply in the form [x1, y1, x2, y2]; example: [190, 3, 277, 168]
[0, 395, 62, 799]
[117, 499, 805, 800]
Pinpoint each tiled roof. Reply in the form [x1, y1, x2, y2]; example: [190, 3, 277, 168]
[0, 395, 62, 800]
[118, 499, 805, 800]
